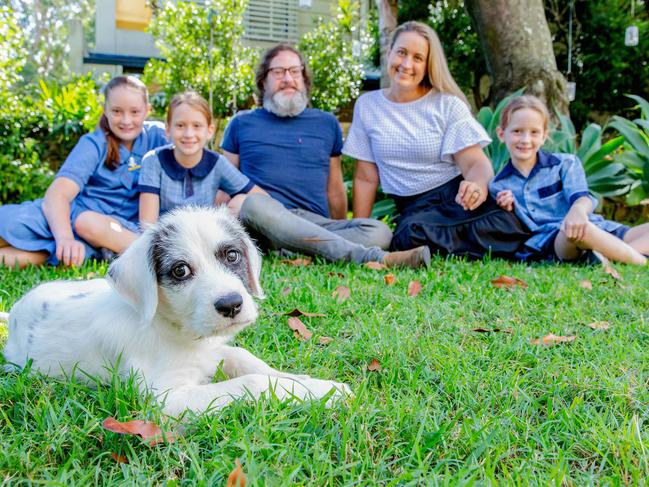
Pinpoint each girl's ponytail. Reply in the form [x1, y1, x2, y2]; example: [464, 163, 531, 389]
[100, 75, 149, 171]
[100, 113, 122, 170]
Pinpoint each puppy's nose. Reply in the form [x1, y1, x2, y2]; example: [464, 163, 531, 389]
[214, 292, 243, 318]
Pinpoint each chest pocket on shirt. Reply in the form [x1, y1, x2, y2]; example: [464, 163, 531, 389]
[538, 180, 562, 199]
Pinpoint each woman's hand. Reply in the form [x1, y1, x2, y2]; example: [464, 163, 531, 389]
[495, 190, 515, 212]
[453, 145, 493, 211]
[55, 237, 86, 267]
[455, 180, 488, 211]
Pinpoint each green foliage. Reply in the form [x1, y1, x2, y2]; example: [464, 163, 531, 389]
[0, 6, 25, 108]
[608, 95, 649, 205]
[298, 0, 364, 113]
[142, 0, 257, 119]
[37, 75, 104, 170]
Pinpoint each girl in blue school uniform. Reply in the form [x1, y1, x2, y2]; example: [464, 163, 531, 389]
[0, 76, 168, 268]
[489, 95, 649, 265]
[138, 91, 260, 226]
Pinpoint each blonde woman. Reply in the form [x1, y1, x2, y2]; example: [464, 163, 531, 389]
[344, 21, 528, 259]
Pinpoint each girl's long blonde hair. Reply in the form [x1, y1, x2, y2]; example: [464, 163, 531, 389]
[389, 21, 469, 106]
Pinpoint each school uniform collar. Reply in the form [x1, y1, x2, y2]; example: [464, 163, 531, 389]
[493, 150, 562, 182]
[158, 147, 218, 181]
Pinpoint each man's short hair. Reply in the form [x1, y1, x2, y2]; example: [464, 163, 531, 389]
[255, 44, 312, 104]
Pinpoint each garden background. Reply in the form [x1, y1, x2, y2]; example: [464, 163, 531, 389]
[2, 0, 649, 484]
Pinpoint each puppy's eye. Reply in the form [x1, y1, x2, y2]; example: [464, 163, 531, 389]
[225, 249, 241, 264]
[170, 263, 192, 280]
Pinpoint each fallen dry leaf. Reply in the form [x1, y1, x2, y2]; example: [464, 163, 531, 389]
[586, 321, 610, 331]
[530, 334, 576, 346]
[318, 336, 333, 345]
[102, 417, 174, 446]
[407, 280, 422, 297]
[327, 271, 345, 278]
[281, 286, 291, 296]
[282, 308, 326, 318]
[491, 275, 528, 289]
[110, 452, 129, 464]
[471, 327, 513, 334]
[226, 459, 246, 487]
[281, 257, 312, 267]
[367, 358, 382, 372]
[365, 261, 387, 271]
[332, 285, 351, 303]
[579, 279, 593, 290]
[384, 274, 396, 285]
[86, 272, 97, 279]
[287, 316, 312, 340]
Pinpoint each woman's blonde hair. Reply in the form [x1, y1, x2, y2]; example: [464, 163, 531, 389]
[498, 95, 550, 133]
[167, 91, 213, 126]
[389, 21, 469, 106]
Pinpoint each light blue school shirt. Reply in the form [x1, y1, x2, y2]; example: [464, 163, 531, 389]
[137, 146, 254, 213]
[57, 121, 168, 225]
[489, 150, 623, 251]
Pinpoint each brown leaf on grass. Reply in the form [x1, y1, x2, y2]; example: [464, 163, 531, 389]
[367, 358, 382, 372]
[226, 459, 246, 487]
[384, 274, 396, 285]
[471, 327, 513, 334]
[579, 279, 593, 290]
[281, 257, 312, 267]
[287, 317, 312, 340]
[327, 271, 345, 278]
[281, 286, 291, 296]
[587, 321, 610, 331]
[491, 275, 528, 289]
[530, 334, 576, 346]
[318, 336, 333, 345]
[282, 308, 326, 318]
[110, 452, 129, 464]
[365, 261, 387, 271]
[332, 285, 351, 303]
[86, 272, 97, 279]
[407, 280, 422, 297]
[102, 417, 174, 446]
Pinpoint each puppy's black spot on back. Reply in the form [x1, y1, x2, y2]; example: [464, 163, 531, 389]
[69, 292, 89, 300]
[41, 302, 49, 319]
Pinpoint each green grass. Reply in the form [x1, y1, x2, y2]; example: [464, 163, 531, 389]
[1, 255, 649, 485]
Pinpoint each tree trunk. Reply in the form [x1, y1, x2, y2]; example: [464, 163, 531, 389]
[376, 0, 398, 88]
[465, 0, 569, 114]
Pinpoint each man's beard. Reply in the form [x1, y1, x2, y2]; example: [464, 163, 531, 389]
[263, 87, 308, 117]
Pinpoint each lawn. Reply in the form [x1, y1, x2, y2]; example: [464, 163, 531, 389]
[1, 255, 648, 485]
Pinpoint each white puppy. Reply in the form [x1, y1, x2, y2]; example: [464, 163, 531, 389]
[2, 206, 349, 415]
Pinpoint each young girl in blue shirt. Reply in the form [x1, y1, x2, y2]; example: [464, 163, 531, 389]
[489, 95, 649, 265]
[138, 92, 259, 226]
[0, 76, 168, 268]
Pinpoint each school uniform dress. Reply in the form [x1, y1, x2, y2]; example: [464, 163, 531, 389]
[343, 90, 529, 259]
[0, 122, 167, 264]
[137, 146, 254, 213]
[488, 150, 628, 260]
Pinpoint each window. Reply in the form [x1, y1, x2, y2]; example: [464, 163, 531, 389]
[244, 0, 298, 43]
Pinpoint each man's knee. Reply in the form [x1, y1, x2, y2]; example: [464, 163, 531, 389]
[240, 194, 278, 223]
[365, 220, 393, 250]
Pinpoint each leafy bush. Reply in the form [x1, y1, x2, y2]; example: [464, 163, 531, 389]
[608, 95, 649, 206]
[298, 0, 364, 113]
[143, 0, 258, 121]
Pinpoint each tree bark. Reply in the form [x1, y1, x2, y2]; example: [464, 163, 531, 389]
[465, 0, 569, 114]
[376, 0, 398, 88]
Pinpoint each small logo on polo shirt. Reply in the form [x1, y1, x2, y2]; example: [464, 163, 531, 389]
[127, 156, 141, 171]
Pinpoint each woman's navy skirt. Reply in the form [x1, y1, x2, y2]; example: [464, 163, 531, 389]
[390, 175, 530, 260]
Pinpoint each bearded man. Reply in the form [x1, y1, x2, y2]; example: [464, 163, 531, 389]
[220, 44, 430, 268]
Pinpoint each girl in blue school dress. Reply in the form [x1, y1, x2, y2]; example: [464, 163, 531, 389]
[489, 95, 649, 265]
[0, 76, 168, 268]
[138, 91, 260, 226]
